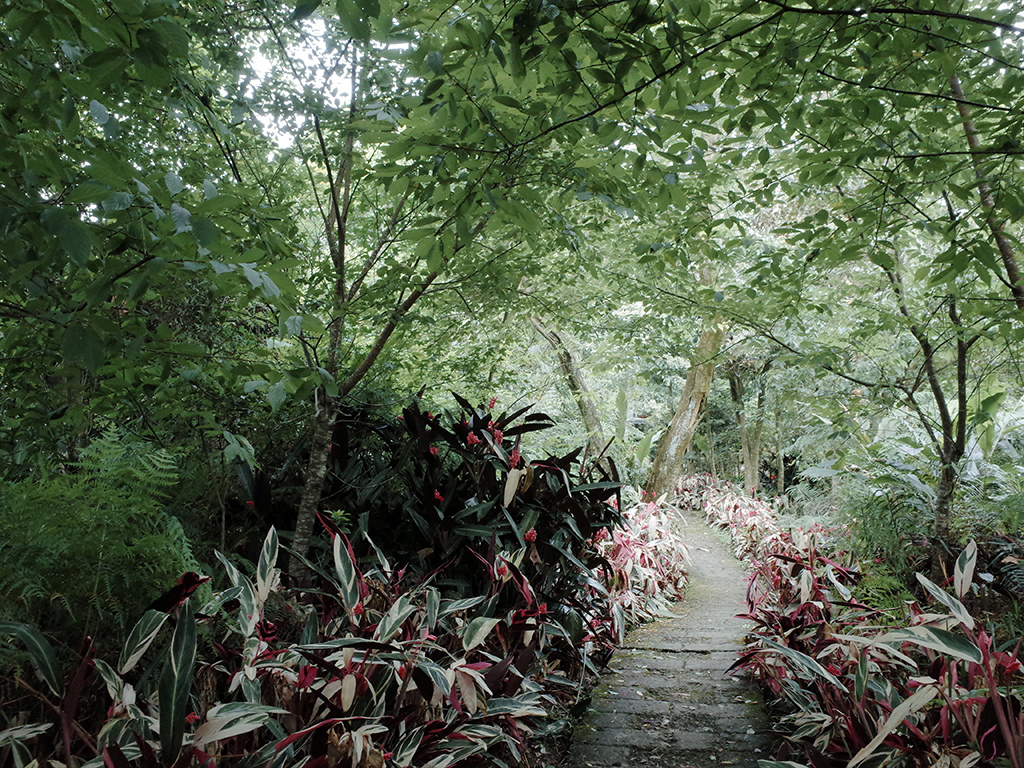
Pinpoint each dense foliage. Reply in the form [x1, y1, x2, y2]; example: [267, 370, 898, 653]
[4, 0, 1024, 763]
[0, 403, 692, 766]
[694, 475, 1024, 768]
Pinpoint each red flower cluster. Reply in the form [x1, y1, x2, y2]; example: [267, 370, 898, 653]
[434, 490, 444, 502]
[524, 528, 537, 542]
[429, 446, 439, 456]
[466, 432, 481, 446]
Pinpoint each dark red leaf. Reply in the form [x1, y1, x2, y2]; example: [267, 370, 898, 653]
[146, 572, 210, 613]
[104, 744, 133, 768]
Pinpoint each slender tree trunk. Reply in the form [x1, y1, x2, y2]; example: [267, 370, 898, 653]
[775, 398, 785, 495]
[932, 301, 972, 575]
[776, 446, 784, 495]
[705, 405, 716, 476]
[751, 381, 766, 494]
[645, 317, 726, 496]
[289, 276, 438, 579]
[291, 398, 337, 578]
[728, 368, 765, 497]
[530, 317, 608, 460]
[950, 74, 1024, 310]
[885, 266, 974, 576]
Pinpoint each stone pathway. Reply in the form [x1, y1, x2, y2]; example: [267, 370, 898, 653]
[563, 515, 772, 768]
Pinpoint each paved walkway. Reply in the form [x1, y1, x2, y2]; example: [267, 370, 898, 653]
[563, 515, 772, 768]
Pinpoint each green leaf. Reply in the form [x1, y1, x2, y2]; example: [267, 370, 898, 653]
[93, 659, 125, 702]
[759, 637, 845, 690]
[119, 610, 171, 674]
[954, 541, 977, 601]
[236, 579, 259, 636]
[165, 171, 184, 196]
[426, 50, 444, 74]
[333, 534, 362, 616]
[256, 527, 279, 603]
[89, 100, 109, 125]
[0, 623, 63, 696]
[854, 652, 868, 700]
[171, 203, 192, 233]
[158, 599, 196, 763]
[267, 380, 287, 412]
[191, 217, 217, 246]
[59, 218, 92, 268]
[336, 0, 371, 39]
[192, 704, 283, 748]
[0, 723, 53, 747]
[849, 685, 938, 767]
[215, 550, 246, 589]
[426, 587, 440, 629]
[876, 626, 982, 663]
[915, 573, 975, 630]
[357, 0, 379, 16]
[62, 324, 105, 374]
[375, 594, 417, 641]
[462, 617, 501, 651]
[615, 388, 627, 442]
[289, 0, 322, 21]
[150, 19, 190, 59]
[439, 595, 486, 618]
[635, 430, 655, 466]
[414, 660, 450, 697]
[102, 192, 134, 211]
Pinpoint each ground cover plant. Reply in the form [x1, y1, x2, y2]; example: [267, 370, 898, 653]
[0, 400, 690, 767]
[692, 475, 1024, 768]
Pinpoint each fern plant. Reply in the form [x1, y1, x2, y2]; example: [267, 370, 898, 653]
[0, 431, 200, 658]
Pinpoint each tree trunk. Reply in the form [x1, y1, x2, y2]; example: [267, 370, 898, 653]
[705, 404, 716, 476]
[530, 317, 608, 460]
[751, 380, 766, 493]
[291, 398, 337, 581]
[885, 266, 973, 577]
[776, 444, 785, 495]
[949, 74, 1024, 310]
[775, 398, 785, 495]
[728, 368, 765, 497]
[645, 317, 726, 496]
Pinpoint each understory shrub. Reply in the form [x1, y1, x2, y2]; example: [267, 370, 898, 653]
[2, 400, 690, 767]
[597, 488, 691, 633]
[0, 431, 201, 650]
[687, 475, 1024, 768]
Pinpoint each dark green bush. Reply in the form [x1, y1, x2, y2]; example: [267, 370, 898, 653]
[0, 431, 201, 653]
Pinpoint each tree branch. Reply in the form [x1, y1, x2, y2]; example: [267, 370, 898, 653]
[760, 0, 1023, 34]
[949, 73, 1024, 310]
[818, 69, 1012, 113]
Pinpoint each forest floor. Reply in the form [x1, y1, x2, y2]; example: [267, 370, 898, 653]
[559, 514, 773, 768]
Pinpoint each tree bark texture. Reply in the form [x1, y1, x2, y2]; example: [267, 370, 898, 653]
[728, 368, 765, 496]
[886, 267, 973, 575]
[949, 74, 1024, 310]
[645, 318, 726, 497]
[530, 317, 608, 460]
[290, 397, 337, 582]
